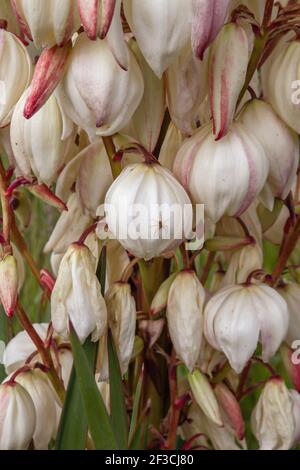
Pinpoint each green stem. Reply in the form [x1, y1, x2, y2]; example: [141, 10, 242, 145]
[271, 215, 300, 285]
[102, 136, 121, 179]
[16, 302, 65, 402]
[236, 33, 268, 109]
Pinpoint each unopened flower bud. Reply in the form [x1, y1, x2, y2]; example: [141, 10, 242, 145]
[0, 381, 36, 450]
[59, 33, 144, 140]
[150, 272, 176, 316]
[188, 369, 223, 426]
[104, 162, 192, 260]
[174, 122, 269, 223]
[123, 0, 192, 78]
[251, 377, 296, 450]
[78, 0, 115, 40]
[209, 22, 251, 140]
[214, 382, 245, 440]
[24, 42, 72, 119]
[51, 243, 107, 343]
[14, 369, 57, 449]
[0, 254, 18, 317]
[11, 89, 75, 186]
[11, 0, 80, 48]
[167, 270, 205, 372]
[204, 284, 289, 373]
[105, 282, 136, 375]
[239, 99, 299, 202]
[0, 29, 32, 127]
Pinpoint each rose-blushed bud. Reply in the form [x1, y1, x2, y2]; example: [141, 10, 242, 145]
[78, 0, 116, 40]
[59, 33, 144, 140]
[239, 99, 299, 203]
[104, 162, 192, 260]
[11, 89, 75, 186]
[105, 282, 136, 375]
[0, 29, 32, 127]
[167, 271, 205, 372]
[214, 383, 245, 440]
[174, 122, 269, 223]
[51, 243, 107, 343]
[204, 284, 289, 373]
[0, 254, 18, 317]
[14, 369, 57, 450]
[251, 377, 296, 450]
[24, 42, 72, 119]
[191, 0, 230, 60]
[123, 0, 192, 78]
[0, 381, 36, 450]
[11, 0, 80, 48]
[188, 369, 223, 426]
[209, 22, 251, 140]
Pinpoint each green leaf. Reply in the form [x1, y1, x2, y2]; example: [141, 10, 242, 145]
[128, 373, 143, 444]
[55, 367, 88, 449]
[55, 340, 96, 450]
[70, 326, 117, 450]
[108, 332, 128, 449]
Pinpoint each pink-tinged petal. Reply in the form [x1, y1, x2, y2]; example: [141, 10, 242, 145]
[24, 42, 72, 119]
[99, 0, 116, 39]
[192, 0, 230, 60]
[28, 184, 68, 212]
[209, 22, 250, 140]
[78, 0, 99, 40]
[215, 383, 245, 440]
[10, 0, 32, 42]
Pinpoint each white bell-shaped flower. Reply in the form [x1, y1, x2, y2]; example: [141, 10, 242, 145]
[51, 243, 107, 343]
[174, 122, 269, 223]
[59, 33, 144, 140]
[0, 381, 36, 450]
[104, 161, 193, 260]
[204, 283, 289, 373]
